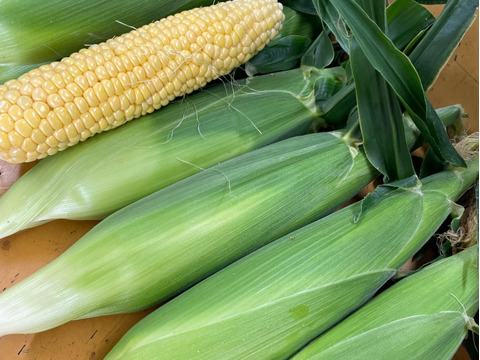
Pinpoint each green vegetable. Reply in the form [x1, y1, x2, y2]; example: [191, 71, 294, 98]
[104, 151, 479, 360]
[0, 67, 339, 239]
[292, 246, 479, 360]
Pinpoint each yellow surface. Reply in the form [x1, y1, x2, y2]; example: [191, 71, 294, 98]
[0, 7, 478, 360]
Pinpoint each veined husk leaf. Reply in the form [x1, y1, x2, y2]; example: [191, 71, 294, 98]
[314, 0, 465, 167]
[292, 245, 479, 360]
[316, 0, 438, 128]
[0, 131, 377, 336]
[386, 0, 435, 52]
[104, 156, 479, 360]
[245, 5, 322, 76]
[409, 0, 478, 90]
[280, 0, 317, 15]
[0, 63, 47, 85]
[0, 67, 335, 239]
[0, 0, 217, 65]
[349, 0, 415, 182]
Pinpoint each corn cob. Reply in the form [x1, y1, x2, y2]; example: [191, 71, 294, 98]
[0, 131, 378, 336]
[0, 0, 219, 66]
[0, 0, 284, 163]
[0, 6, 310, 85]
[292, 245, 479, 360]
[104, 154, 479, 360]
[0, 66, 345, 239]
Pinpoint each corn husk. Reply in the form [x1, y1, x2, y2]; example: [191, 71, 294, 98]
[0, 0, 216, 65]
[292, 245, 478, 360]
[0, 130, 377, 336]
[0, 5, 310, 84]
[0, 66, 340, 239]
[103, 152, 479, 359]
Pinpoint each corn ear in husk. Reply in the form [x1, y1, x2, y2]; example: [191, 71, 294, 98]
[292, 245, 479, 360]
[104, 152, 479, 360]
[0, 66, 340, 239]
[0, 130, 377, 336]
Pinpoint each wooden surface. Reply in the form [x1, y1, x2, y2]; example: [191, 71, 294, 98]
[0, 6, 478, 360]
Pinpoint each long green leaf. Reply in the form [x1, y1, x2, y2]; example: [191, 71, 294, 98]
[245, 35, 312, 76]
[301, 30, 335, 69]
[410, 0, 478, 89]
[311, 1, 350, 52]
[386, 0, 436, 51]
[245, 6, 322, 75]
[352, 43, 415, 181]
[316, 0, 465, 167]
[350, 0, 415, 181]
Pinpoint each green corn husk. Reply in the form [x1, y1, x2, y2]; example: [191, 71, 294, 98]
[244, 7, 321, 76]
[0, 57, 464, 240]
[0, 0, 217, 66]
[0, 106, 463, 337]
[0, 63, 48, 85]
[292, 246, 479, 360]
[0, 66, 340, 239]
[0, 130, 378, 336]
[104, 155, 479, 360]
[0, 5, 306, 84]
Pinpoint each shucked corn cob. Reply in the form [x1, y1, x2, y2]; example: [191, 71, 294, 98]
[0, 66, 344, 239]
[292, 245, 479, 360]
[0, 0, 284, 163]
[104, 152, 479, 360]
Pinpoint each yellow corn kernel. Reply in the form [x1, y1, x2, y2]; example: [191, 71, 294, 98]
[0, 0, 284, 163]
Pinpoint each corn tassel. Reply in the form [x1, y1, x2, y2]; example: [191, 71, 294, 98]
[0, 131, 377, 336]
[0, 66, 344, 239]
[0, 0, 284, 163]
[104, 154, 479, 360]
[292, 246, 479, 360]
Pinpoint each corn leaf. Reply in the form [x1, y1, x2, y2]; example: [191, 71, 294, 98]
[314, 0, 466, 167]
[316, 1, 442, 129]
[409, 0, 478, 89]
[311, 1, 350, 53]
[301, 30, 335, 69]
[245, 36, 312, 76]
[280, 0, 317, 15]
[386, 0, 435, 51]
[349, 0, 415, 181]
[245, 7, 321, 76]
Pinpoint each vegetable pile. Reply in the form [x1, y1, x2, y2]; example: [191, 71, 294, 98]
[0, 0, 478, 359]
